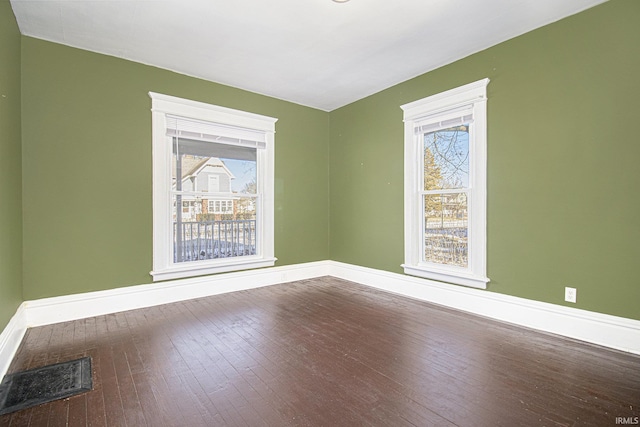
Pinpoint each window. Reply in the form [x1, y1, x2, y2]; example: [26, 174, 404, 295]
[401, 79, 489, 289]
[208, 200, 233, 214]
[208, 175, 220, 192]
[150, 93, 277, 281]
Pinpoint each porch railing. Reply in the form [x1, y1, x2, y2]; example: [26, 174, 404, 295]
[424, 225, 468, 267]
[174, 220, 256, 263]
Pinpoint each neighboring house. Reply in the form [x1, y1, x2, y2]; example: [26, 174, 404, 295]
[172, 156, 236, 221]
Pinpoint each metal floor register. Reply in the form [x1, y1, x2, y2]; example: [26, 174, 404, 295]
[0, 357, 92, 415]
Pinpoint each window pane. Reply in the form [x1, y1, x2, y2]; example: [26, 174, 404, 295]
[172, 195, 257, 263]
[423, 125, 469, 190]
[171, 138, 259, 263]
[423, 193, 468, 267]
[173, 138, 257, 194]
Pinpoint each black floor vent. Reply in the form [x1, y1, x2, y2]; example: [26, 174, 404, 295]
[0, 357, 92, 415]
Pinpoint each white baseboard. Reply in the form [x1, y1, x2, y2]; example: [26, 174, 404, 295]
[328, 261, 640, 355]
[2, 260, 639, 379]
[24, 261, 330, 328]
[0, 303, 28, 380]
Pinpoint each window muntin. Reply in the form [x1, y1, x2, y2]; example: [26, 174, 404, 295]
[401, 79, 489, 289]
[150, 93, 277, 281]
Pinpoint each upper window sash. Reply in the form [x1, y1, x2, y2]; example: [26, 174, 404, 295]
[413, 106, 474, 135]
[166, 115, 267, 149]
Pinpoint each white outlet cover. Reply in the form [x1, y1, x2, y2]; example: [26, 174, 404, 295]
[565, 287, 577, 303]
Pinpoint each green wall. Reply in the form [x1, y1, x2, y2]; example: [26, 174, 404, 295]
[10, 0, 640, 322]
[329, 0, 640, 320]
[0, 0, 23, 331]
[21, 38, 329, 300]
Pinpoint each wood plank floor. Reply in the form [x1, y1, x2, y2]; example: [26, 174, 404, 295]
[1, 277, 638, 426]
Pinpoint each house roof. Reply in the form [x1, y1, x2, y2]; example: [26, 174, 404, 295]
[179, 157, 208, 179]
[190, 158, 236, 181]
[9, 0, 607, 111]
[173, 157, 236, 182]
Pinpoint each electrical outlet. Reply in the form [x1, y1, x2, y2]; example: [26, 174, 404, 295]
[565, 287, 577, 303]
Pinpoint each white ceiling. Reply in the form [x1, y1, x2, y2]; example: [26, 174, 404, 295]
[10, 0, 607, 111]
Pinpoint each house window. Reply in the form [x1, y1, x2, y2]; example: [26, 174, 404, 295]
[208, 175, 220, 192]
[208, 200, 233, 214]
[401, 79, 489, 289]
[150, 93, 277, 281]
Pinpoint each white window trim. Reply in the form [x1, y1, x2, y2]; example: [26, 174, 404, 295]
[149, 92, 277, 281]
[400, 79, 490, 289]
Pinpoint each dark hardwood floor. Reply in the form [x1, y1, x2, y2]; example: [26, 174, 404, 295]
[1, 277, 638, 426]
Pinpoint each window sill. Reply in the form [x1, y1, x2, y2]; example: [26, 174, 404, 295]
[401, 264, 489, 289]
[151, 257, 277, 282]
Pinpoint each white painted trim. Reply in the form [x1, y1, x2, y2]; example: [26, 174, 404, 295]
[2, 260, 639, 380]
[150, 257, 278, 282]
[25, 261, 329, 328]
[401, 263, 487, 289]
[0, 303, 28, 380]
[149, 92, 278, 132]
[400, 78, 490, 118]
[328, 261, 640, 355]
